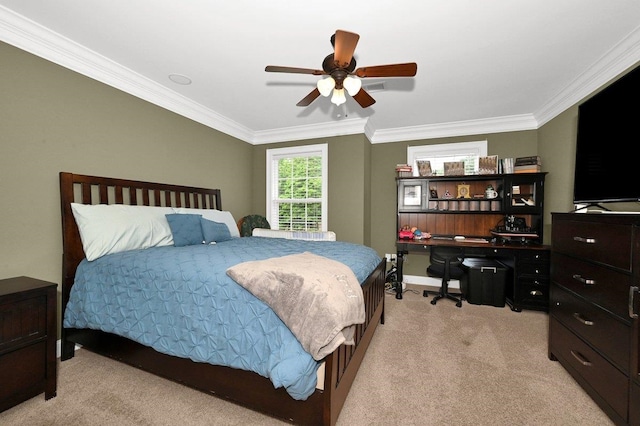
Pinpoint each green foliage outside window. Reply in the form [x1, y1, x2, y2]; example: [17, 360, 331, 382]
[277, 156, 322, 231]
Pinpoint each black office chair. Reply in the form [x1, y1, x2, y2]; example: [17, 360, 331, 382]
[424, 246, 465, 307]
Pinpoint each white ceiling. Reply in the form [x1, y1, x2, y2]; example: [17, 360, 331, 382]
[1, 1, 640, 145]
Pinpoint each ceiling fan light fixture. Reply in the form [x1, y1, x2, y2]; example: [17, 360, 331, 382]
[331, 88, 347, 106]
[343, 76, 362, 96]
[317, 77, 336, 97]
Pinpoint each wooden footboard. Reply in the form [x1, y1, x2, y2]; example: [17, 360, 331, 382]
[59, 172, 386, 425]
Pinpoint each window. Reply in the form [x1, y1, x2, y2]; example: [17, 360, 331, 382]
[407, 141, 488, 176]
[266, 144, 328, 231]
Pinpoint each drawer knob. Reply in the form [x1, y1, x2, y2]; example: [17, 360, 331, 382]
[570, 350, 592, 367]
[572, 274, 595, 286]
[572, 312, 594, 326]
[630, 286, 639, 319]
[573, 236, 596, 244]
[529, 290, 543, 297]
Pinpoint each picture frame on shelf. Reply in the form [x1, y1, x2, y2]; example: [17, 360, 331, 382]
[403, 185, 421, 206]
[478, 155, 499, 175]
[444, 161, 465, 176]
[416, 160, 433, 177]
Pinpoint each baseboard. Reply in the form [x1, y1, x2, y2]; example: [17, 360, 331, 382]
[403, 274, 461, 290]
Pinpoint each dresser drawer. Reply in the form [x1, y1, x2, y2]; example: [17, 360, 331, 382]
[550, 284, 630, 373]
[551, 252, 630, 319]
[549, 317, 629, 421]
[0, 295, 47, 353]
[552, 219, 632, 271]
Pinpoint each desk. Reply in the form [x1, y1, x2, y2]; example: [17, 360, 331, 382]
[396, 239, 550, 312]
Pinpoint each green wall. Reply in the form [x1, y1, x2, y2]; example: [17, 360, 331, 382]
[0, 41, 252, 322]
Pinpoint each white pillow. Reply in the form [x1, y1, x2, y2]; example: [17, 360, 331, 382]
[172, 208, 240, 238]
[71, 203, 175, 261]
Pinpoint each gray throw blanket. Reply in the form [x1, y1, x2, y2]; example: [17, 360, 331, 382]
[226, 252, 365, 360]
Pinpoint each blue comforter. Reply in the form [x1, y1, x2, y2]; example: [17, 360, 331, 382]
[63, 237, 381, 400]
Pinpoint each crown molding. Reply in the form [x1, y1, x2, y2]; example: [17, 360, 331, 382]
[368, 114, 539, 144]
[251, 118, 367, 145]
[534, 25, 640, 127]
[2, 6, 639, 145]
[0, 6, 255, 143]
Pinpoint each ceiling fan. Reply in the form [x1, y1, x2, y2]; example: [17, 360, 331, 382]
[265, 30, 417, 108]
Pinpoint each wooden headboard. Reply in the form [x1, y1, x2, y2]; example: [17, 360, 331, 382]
[59, 172, 222, 314]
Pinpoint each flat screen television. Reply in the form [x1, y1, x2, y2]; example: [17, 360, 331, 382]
[573, 63, 640, 206]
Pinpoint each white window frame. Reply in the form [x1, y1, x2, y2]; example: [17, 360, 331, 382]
[407, 141, 488, 176]
[266, 144, 328, 231]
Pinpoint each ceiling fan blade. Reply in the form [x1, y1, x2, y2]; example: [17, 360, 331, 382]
[333, 30, 360, 68]
[355, 63, 417, 78]
[352, 88, 376, 108]
[296, 88, 321, 106]
[265, 65, 325, 75]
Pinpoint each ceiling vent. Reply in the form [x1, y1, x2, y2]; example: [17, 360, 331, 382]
[363, 81, 386, 92]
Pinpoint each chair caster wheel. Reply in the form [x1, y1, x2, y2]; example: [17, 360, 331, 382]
[456, 301, 462, 307]
[430, 299, 437, 305]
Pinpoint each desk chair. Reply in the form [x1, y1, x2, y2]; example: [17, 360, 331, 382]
[425, 246, 465, 307]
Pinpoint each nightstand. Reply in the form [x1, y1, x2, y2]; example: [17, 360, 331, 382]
[0, 276, 57, 412]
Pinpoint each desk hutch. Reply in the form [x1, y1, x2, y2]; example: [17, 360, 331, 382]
[395, 172, 550, 312]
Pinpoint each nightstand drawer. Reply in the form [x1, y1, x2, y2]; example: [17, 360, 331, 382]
[0, 341, 46, 409]
[549, 317, 628, 421]
[0, 295, 47, 352]
[0, 276, 57, 412]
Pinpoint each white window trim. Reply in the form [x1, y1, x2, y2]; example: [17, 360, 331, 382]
[407, 141, 487, 176]
[266, 143, 328, 231]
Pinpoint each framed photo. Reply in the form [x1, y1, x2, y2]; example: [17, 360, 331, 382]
[416, 160, 432, 177]
[478, 155, 499, 175]
[444, 161, 465, 176]
[403, 185, 421, 206]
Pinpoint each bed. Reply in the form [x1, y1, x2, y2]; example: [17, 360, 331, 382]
[59, 172, 386, 425]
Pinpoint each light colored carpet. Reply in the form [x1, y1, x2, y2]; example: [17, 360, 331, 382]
[0, 286, 614, 425]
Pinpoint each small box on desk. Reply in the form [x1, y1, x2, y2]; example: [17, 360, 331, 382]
[461, 258, 511, 307]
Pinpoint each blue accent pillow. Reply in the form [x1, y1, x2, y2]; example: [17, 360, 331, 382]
[165, 214, 203, 247]
[201, 218, 232, 244]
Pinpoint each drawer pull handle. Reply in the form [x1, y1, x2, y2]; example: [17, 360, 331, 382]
[572, 313, 594, 326]
[573, 236, 596, 244]
[629, 286, 639, 319]
[530, 290, 543, 296]
[570, 350, 592, 367]
[572, 274, 595, 286]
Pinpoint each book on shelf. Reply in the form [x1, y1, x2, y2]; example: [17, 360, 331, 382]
[515, 156, 541, 166]
[514, 164, 542, 173]
[395, 164, 413, 177]
[501, 158, 514, 174]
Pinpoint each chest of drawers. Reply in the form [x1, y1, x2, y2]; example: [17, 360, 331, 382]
[0, 276, 57, 412]
[549, 213, 640, 425]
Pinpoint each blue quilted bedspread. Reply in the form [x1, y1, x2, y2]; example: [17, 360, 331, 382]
[63, 237, 381, 400]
